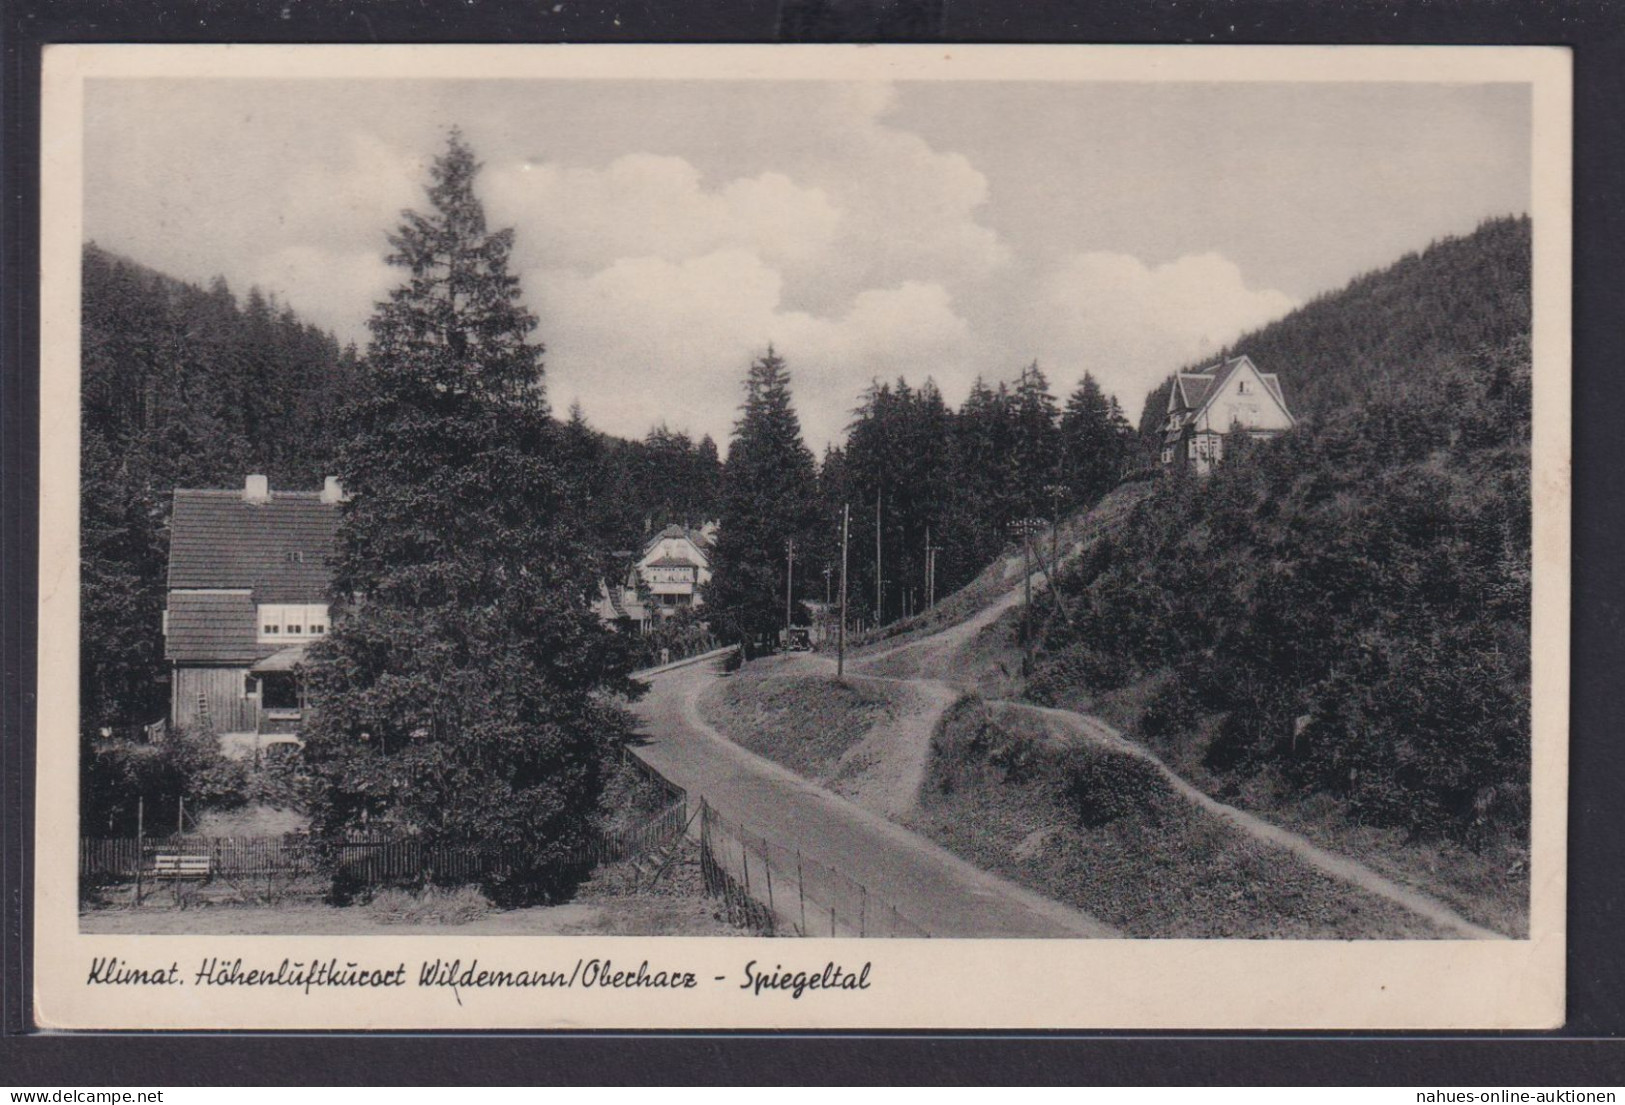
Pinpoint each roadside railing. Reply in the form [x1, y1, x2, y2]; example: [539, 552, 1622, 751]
[621, 743, 687, 808]
[697, 798, 931, 938]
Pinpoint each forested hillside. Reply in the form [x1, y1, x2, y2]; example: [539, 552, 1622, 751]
[814, 365, 1132, 627]
[1041, 215, 1532, 844]
[81, 245, 359, 732]
[560, 409, 722, 559]
[1137, 216, 1531, 449]
[80, 245, 726, 734]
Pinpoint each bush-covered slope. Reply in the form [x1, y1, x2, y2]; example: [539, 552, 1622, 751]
[1043, 216, 1532, 845]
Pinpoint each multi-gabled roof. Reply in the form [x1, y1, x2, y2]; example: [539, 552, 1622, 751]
[1164, 354, 1293, 448]
[168, 489, 340, 602]
[644, 523, 712, 552]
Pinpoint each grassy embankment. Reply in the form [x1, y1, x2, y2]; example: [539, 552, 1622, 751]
[1036, 673, 1527, 937]
[915, 695, 1455, 938]
[701, 656, 904, 786]
[698, 659, 1452, 937]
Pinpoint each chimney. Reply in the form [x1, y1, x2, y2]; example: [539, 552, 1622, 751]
[243, 474, 271, 504]
[320, 476, 346, 505]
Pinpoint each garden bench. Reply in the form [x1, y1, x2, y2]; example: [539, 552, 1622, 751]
[149, 853, 210, 881]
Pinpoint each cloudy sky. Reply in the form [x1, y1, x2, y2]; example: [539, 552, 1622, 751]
[83, 78, 1530, 451]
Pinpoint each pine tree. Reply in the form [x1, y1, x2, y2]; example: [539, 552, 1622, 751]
[706, 346, 821, 645]
[301, 131, 636, 902]
[1060, 372, 1126, 507]
[1010, 361, 1061, 515]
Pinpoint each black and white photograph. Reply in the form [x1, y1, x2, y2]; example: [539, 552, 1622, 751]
[33, 44, 1570, 1030]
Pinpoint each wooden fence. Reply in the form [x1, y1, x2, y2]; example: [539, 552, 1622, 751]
[622, 745, 687, 809]
[697, 798, 931, 938]
[81, 798, 690, 894]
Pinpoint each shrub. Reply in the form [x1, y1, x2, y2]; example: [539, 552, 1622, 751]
[1028, 642, 1133, 702]
[1140, 677, 1200, 739]
[80, 724, 247, 836]
[1058, 745, 1173, 828]
[988, 728, 1043, 786]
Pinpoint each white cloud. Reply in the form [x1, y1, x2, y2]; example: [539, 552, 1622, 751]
[497, 86, 1012, 448]
[278, 134, 429, 254]
[781, 84, 1009, 306]
[483, 155, 842, 272]
[86, 81, 1298, 447]
[532, 251, 977, 452]
[245, 246, 397, 340]
[1024, 251, 1297, 415]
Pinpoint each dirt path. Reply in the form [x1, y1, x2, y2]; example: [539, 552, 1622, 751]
[992, 700, 1503, 940]
[837, 570, 1504, 941]
[831, 677, 960, 819]
[857, 582, 1027, 680]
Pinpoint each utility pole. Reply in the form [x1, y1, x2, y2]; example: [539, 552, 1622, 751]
[838, 504, 850, 679]
[924, 525, 945, 612]
[1045, 483, 1069, 575]
[874, 493, 883, 626]
[784, 538, 796, 639]
[1041, 482, 1076, 626]
[1009, 517, 1047, 676]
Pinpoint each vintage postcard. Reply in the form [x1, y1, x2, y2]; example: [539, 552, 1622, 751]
[35, 43, 1570, 1030]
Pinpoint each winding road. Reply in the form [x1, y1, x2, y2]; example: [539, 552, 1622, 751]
[629, 656, 1116, 938]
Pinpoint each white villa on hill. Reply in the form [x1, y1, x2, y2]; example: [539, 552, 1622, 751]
[1161, 355, 1296, 475]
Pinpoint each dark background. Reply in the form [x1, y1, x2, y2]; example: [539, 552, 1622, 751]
[4, 0, 1623, 1085]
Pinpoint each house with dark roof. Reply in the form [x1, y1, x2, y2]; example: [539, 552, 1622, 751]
[1161, 354, 1296, 475]
[164, 474, 342, 755]
[635, 523, 714, 615]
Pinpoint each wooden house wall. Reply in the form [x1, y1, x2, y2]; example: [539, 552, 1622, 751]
[171, 666, 260, 734]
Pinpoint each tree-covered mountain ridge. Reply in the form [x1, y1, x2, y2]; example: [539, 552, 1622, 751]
[79, 242, 723, 735]
[1042, 214, 1533, 848]
[1139, 215, 1531, 438]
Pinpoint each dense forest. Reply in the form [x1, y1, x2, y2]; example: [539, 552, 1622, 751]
[776, 364, 1133, 629]
[80, 244, 359, 734]
[79, 245, 725, 736]
[1039, 216, 1532, 843]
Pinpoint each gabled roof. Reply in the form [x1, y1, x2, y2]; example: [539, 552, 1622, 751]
[168, 489, 340, 602]
[164, 591, 265, 663]
[1165, 355, 1294, 435]
[1172, 374, 1215, 411]
[643, 523, 713, 554]
[647, 554, 701, 570]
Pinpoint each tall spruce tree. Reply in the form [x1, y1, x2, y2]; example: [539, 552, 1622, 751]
[1060, 372, 1128, 508]
[301, 131, 636, 901]
[1010, 361, 1061, 515]
[706, 346, 820, 645]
